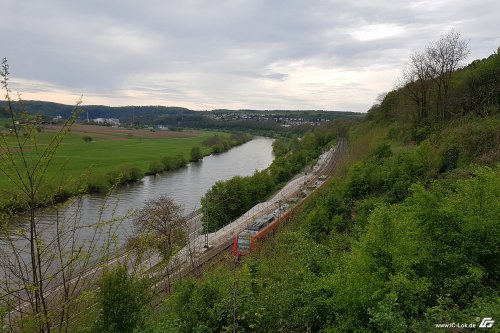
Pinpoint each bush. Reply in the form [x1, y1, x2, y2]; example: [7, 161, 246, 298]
[149, 160, 164, 174]
[86, 176, 110, 193]
[161, 156, 176, 171]
[190, 146, 203, 162]
[92, 265, 150, 333]
[440, 146, 459, 173]
[120, 165, 143, 182]
[173, 154, 188, 168]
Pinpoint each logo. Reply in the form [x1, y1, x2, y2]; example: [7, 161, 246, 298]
[479, 317, 495, 328]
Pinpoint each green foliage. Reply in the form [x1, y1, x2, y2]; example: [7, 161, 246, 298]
[320, 165, 499, 331]
[190, 146, 203, 162]
[84, 164, 144, 193]
[302, 184, 349, 241]
[439, 146, 459, 172]
[271, 136, 297, 157]
[82, 135, 93, 143]
[86, 175, 110, 193]
[92, 265, 150, 333]
[169, 270, 234, 333]
[202, 133, 252, 154]
[345, 140, 444, 203]
[161, 154, 187, 171]
[367, 47, 500, 130]
[202, 171, 275, 232]
[347, 162, 371, 200]
[202, 126, 338, 231]
[149, 160, 164, 175]
[154, 113, 499, 332]
[436, 116, 500, 165]
[372, 141, 392, 159]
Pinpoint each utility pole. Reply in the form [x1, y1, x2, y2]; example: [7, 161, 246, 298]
[204, 193, 209, 249]
[232, 257, 237, 333]
[303, 158, 308, 191]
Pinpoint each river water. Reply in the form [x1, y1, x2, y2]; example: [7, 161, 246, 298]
[1, 136, 274, 249]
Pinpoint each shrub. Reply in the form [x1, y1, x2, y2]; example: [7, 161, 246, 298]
[92, 265, 150, 333]
[120, 165, 143, 182]
[440, 147, 459, 173]
[174, 154, 188, 168]
[161, 156, 176, 171]
[86, 176, 109, 193]
[149, 160, 164, 174]
[190, 146, 203, 162]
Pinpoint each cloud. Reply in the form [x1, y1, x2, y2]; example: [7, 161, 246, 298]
[2, 0, 499, 111]
[350, 24, 405, 42]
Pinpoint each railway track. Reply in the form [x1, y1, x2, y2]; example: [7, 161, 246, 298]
[155, 137, 349, 286]
[4, 137, 349, 328]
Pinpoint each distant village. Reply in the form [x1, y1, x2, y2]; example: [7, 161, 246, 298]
[47, 110, 345, 130]
[207, 112, 332, 127]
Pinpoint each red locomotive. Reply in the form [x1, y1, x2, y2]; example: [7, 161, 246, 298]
[233, 204, 289, 257]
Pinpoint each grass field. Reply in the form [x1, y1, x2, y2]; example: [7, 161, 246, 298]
[0, 121, 226, 199]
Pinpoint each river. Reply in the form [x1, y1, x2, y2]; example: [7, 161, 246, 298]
[1, 136, 274, 250]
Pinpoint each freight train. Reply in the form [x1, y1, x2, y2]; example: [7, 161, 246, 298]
[233, 204, 290, 257]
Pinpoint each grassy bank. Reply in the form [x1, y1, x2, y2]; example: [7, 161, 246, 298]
[0, 125, 242, 215]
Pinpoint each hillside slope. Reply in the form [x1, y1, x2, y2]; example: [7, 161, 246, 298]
[135, 49, 499, 332]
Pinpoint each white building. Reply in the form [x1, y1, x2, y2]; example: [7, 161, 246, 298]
[93, 118, 120, 126]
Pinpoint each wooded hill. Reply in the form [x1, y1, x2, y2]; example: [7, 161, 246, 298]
[0, 100, 361, 135]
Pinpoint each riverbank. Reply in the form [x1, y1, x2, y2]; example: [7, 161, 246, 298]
[0, 126, 252, 218]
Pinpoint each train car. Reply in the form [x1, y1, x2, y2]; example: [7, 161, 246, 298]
[233, 204, 289, 257]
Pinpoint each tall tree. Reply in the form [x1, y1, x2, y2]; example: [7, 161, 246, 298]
[402, 50, 433, 122]
[427, 29, 469, 121]
[0, 58, 79, 332]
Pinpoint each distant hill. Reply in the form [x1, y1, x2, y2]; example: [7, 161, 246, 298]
[0, 100, 194, 122]
[0, 100, 363, 134]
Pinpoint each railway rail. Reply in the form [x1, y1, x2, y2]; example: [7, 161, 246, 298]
[155, 137, 348, 286]
[5, 137, 348, 325]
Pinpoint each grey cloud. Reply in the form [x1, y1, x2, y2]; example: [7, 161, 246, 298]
[262, 73, 289, 81]
[2, 0, 499, 111]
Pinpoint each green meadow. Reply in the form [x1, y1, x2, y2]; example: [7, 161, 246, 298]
[0, 126, 225, 204]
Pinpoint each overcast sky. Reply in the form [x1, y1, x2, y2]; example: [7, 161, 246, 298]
[1, 0, 499, 111]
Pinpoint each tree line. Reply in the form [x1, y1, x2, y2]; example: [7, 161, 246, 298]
[368, 30, 499, 131]
[201, 123, 345, 232]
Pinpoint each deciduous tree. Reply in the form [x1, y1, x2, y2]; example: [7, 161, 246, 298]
[427, 29, 469, 121]
[132, 195, 187, 262]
